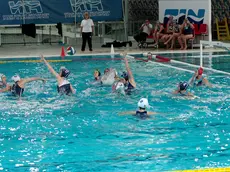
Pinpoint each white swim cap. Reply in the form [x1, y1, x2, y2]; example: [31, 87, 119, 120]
[60, 66, 66, 70]
[112, 82, 125, 94]
[11, 75, 20, 82]
[138, 98, 149, 109]
[115, 82, 125, 91]
[0, 74, 6, 82]
[143, 52, 148, 56]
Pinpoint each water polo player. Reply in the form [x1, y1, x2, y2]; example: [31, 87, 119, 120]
[40, 55, 75, 95]
[189, 67, 212, 87]
[0, 74, 46, 98]
[119, 98, 157, 119]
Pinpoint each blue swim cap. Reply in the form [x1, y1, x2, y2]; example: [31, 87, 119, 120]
[121, 71, 129, 81]
[60, 68, 70, 78]
[179, 81, 189, 91]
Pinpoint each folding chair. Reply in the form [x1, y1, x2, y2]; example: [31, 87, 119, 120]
[200, 24, 208, 40]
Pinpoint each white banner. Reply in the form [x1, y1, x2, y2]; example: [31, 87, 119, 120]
[159, 0, 211, 41]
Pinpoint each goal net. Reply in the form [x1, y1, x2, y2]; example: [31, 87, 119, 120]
[199, 40, 230, 75]
[139, 40, 230, 76]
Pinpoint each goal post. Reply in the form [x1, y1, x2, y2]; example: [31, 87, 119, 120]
[200, 40, 230, 48]
[200, 40, 230, 68]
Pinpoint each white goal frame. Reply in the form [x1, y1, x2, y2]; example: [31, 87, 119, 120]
[200, 40, 230, 67]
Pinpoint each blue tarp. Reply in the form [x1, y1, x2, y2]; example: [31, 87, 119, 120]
[0, 0, 123, 25]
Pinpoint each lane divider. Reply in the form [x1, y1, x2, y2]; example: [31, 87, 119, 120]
[126, 55, 195, 74]
[174, 167, 230, 172]
[72, 57, 123, 61]
[0, 58, 125, 64]
[0, 59, 72, 64]
[141, 53, 230, 76]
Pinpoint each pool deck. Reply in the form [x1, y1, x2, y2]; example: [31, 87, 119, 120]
[0, 43, 226, 58]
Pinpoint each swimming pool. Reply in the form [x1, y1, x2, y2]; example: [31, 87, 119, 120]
[0, 53, 229, 171]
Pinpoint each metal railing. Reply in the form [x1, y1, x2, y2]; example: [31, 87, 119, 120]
[0, 20, 148, 46]
[0, 24, 62, 45]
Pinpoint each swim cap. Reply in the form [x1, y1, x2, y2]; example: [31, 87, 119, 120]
[121, 71, 129, 81]
[60, 66, 66, 70]
[179, 81, 189, 91]
[0, 74, 6, 82]
[11, 75, 20, 82]
[147, 52, 152, 59]
[138, 98, 149, 109]
[104, 68, 110, 74]
[94, 69, 101, 76]
[60, 67, 70, 78]
[198, 67, 203, 75]
[112, 81, 125, 92]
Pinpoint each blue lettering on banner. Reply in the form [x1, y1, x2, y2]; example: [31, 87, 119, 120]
[164, 9, 205, 24]
[0, 0, 123, 25]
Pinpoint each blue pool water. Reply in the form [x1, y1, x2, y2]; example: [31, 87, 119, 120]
[0, 54, 230, 171]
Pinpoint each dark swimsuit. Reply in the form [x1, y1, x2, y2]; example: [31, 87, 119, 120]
[135, 110, 149, 119]
[174, 25, 180, 33]
[157, 25, 164, 34]
[168, 23, 173, 34]
[194, 76, 203, 86]
[125, 81, 135, 95]
[11, 82, 24, 97]
[184, 25, 193, 35]
[57, 84, 71, 95]
[157, 25, 160, 31]
[0, 82, 6, 89]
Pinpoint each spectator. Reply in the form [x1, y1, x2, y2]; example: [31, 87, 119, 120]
[164, 20, 181, 49]
[178, 18, 194, 50]
[152, 21, 164, 47]
[80, 12, 94, 52]
[162, 16, 174, 46]
[134, 20, 153, 44]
